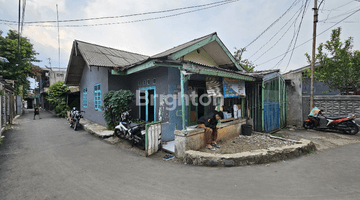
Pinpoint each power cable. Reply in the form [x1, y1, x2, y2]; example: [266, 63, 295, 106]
[323, 0, 355, 22]
[283, 0, 310, 72]
[253, 3, 305, 63]
[319, 5, 360, 23]
[244, 0, 301, 49]
[0, 0, 239, 28]
[0, 0, 236, 24]
[273, 0, 310, 70]
[249, 5, 304, 60]
[256, 8, 360, 67]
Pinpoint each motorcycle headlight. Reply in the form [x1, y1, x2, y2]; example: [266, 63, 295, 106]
[141, 130, 146, 135]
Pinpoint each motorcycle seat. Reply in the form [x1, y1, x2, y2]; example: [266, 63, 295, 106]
[326, 116, 348, 120]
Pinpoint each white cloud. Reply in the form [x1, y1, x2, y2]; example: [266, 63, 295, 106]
[1, 0, 360, 73]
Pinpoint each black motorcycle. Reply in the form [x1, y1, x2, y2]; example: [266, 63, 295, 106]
[68, 108, 85, 131]
[114, 110, 146, 149]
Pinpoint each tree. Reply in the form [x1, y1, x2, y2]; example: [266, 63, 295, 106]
[305, 27, 360, 94]
[102, 90, 135, 129]
[46, 81, 69, 117]
[0, 30, 39, 97]
[233, 47, 256, 72]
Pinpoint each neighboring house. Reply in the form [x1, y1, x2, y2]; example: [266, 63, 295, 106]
[39, 68, 67, 110]
[65, 32, 287, 142]
[282, 63, 341, 127]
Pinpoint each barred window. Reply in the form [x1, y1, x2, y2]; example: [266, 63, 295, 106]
[94, 84, 101, 111]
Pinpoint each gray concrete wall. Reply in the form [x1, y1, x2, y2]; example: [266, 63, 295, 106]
[127, 66, 169, 123]
[79, 65, 109, 126]
[108, 72, 130, 91]
[303, 95, 360, 123]
[283, 72, 303, 127]
[49, 70, 66, 86]
[302, 77, 340, 95]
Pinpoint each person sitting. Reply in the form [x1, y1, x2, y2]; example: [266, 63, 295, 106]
[197, 111, 224, 151]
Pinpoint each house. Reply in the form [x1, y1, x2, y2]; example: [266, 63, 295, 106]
[65, 33, 287, 153]
[38, 68, 68, 110]
[282, 63, 341, 127]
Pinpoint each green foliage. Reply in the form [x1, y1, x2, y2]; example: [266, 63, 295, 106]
[0, 136, 3, 145]
[102, 90, 135, 127]
[233, 47, 256, 72]
[46, 81, 69, 117]
[131, 118, 142, 123]
[107, 124, 115, 131]
[0, 30, 38, 97]
[305, 27, 360, 94]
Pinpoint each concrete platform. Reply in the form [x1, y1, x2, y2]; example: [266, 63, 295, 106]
[80, 118, 113, 138]
[184, 139, 316, 167]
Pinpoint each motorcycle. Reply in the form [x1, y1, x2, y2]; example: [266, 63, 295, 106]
[114, 110, 146, 149]
[68, 107, 85, 131]
[303, 109, 359, 135]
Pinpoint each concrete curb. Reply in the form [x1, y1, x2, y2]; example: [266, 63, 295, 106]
[79, 119, 113, 138]
[184, 139, 316, 167]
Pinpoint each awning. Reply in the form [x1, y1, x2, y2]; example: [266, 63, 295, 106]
[182, 63, 256, 82]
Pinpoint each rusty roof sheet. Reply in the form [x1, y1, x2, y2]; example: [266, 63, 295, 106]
[76, 40, 149, 68]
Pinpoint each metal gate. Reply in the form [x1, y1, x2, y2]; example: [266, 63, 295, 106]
[247, 82, 263, 132]
[263, 74, 286, 132]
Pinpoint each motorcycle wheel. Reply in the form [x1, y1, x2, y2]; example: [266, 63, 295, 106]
[343, 122, 359, 135]
[114, 129, 126, 139]
[303, 121, 314, 129]
[74, 120, 78, 131]
[140, 136, 145, 150]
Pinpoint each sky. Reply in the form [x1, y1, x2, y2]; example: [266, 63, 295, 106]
[0, 0, 360, 88]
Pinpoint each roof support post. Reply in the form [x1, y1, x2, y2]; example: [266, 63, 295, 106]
[278, 77, 281, 129]
[180, 69, 186, 132]
[262, 81, 265, 132]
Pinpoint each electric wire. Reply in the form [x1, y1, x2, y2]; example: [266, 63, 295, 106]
[0, 0, 239, 27]
[253, 8, 303, 62]
[0, 0, 236, 24]
[322, 0, 356, 22]
[244, 0, 301, 49]
[282, 0, 310, 71]
[249, 5, 304, 60]
[273, 0, 310, 70]
[319, 5, 360, 23]
[256, 8, 360, 67]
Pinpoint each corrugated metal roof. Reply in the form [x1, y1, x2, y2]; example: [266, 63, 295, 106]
[282, 62, 321, 75]
[247, 69, 280, 78]
[151, 32, 216, 59]
[76, 40, 149, 68]
[182, 62, 256, 81]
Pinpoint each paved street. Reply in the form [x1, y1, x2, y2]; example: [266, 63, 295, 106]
[1, 110, 360, 200]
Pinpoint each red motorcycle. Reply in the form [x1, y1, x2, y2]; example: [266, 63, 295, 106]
[303, 112, 359, 135]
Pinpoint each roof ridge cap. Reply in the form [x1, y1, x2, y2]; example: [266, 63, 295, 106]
[75, 40, 149, 57]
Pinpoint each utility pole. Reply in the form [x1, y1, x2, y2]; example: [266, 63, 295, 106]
[56, 4, 61, 71]
[48, 58, 55, 83]
[18, 0, 21, 53]
[310, 0, 318, 110]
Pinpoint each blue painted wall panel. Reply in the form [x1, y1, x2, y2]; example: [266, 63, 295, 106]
[79, 65, 109, 126]
[264, 100, 280, 132]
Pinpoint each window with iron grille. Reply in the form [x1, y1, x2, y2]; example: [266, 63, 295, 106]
[94, 84, 101, 111]
[83, 88, 87, 108]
